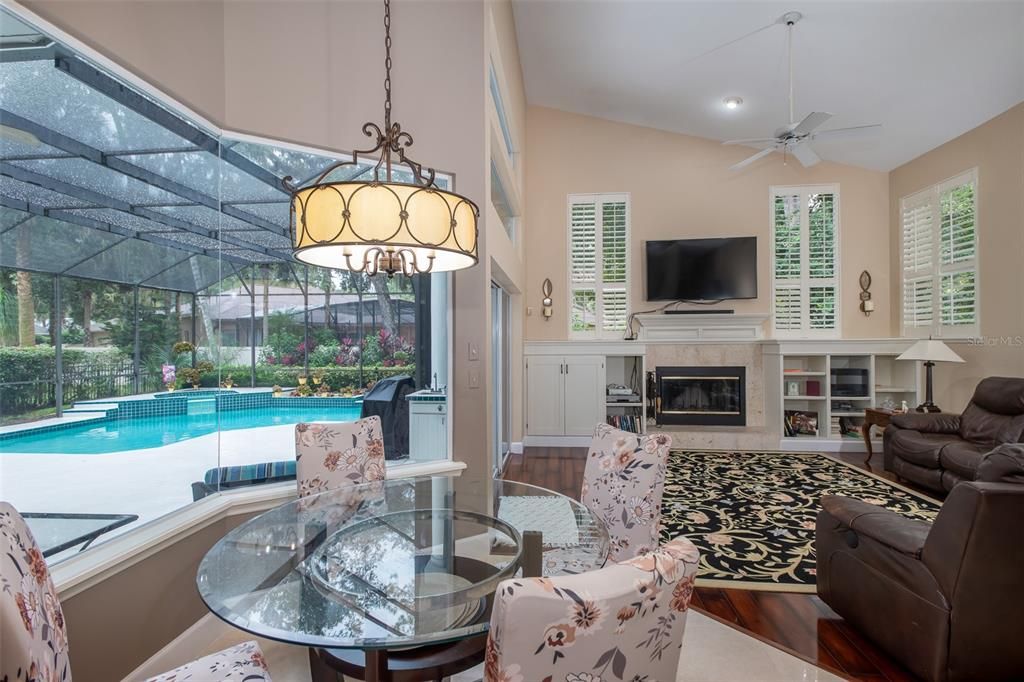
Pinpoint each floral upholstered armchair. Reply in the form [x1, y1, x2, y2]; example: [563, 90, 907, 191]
[485, 537, 700, 682]
[295, 416, 386, 497]
[581, 423, 673, 561]
[0, 502, 272, 682]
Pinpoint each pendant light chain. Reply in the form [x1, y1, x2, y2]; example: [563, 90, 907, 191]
[383, 0, 392, 132]
[382, 0, 394, 181]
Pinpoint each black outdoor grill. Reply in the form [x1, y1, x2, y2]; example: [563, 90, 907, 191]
[360, 375, 415, 460]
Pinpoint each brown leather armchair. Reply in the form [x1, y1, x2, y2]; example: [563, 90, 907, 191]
[884, 376, 1024, 493]
[816, 444, 1024, 682]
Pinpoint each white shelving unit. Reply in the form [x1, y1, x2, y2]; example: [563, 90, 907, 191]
[765, 340, 921, 452]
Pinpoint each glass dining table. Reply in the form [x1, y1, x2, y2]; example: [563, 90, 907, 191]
[197, 476, 609, 681]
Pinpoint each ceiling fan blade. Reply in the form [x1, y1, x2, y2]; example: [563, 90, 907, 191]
[811, 124, 883, 140]
[729, 147, 775, 171]
[790, 111, 833, 136]
[790, 142, 821, 168]
[722, 137, 779, 146]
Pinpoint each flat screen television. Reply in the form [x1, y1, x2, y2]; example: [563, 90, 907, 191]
[645, 237, 758, 301]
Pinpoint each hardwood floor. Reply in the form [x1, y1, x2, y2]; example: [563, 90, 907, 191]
[502, 446, 922, 682]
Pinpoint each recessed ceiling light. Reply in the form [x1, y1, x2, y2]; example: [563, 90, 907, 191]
[723, 97, 743, 110]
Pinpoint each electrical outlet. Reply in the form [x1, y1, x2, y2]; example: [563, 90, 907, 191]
[468, 342, 479, 361]
[468, 368, 480, 389]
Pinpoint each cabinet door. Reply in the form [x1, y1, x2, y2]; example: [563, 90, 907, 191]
[409, 402, 447, 461]
[526, 355, 565, 436]
[563, 355, 606, 436]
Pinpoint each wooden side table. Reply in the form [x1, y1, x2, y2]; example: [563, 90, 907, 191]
[862, 408, 897, 466]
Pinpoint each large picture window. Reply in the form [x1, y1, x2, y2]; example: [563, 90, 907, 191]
[900, 169, 978, 338]
[771, 185, 840, 338]
[568, 193, 629, 338]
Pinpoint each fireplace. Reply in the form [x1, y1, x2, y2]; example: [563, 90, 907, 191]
[656, 366, 746, 426]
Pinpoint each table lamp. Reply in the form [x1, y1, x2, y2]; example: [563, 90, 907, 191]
[897, 338, 964, 413]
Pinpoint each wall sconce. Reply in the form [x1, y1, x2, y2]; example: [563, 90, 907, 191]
[541, 278, 554, 320]
[859, 270, 874, 316]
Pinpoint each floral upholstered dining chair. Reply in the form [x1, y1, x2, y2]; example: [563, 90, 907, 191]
[581, 423, 673, 561]
[0, 502, 272, 682]
[485, 536, 700, 682]
[295, 416, 386, 497]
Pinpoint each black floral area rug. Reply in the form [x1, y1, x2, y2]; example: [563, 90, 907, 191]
[659, 450, 941, 593]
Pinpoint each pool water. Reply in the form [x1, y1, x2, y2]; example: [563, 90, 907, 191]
[1, 406, 364, 455]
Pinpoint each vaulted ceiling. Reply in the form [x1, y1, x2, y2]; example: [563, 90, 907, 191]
[513, 1, 1024, 171]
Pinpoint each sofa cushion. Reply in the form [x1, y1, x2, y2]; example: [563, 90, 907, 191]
[959, 404, 1024, 445]
[969, 377, 1024, 416]
[976, 444, 1024, 483]
[939, 441, 990, 480]
[889, 430, 963, 467]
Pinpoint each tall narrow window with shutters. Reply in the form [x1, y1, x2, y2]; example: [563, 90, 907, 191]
[568, 193, 629, 338]
[771, 185, 840, 338]
[900, 169, 978, 338]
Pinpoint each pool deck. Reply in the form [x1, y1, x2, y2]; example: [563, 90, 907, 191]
[2, 423, 300, 524]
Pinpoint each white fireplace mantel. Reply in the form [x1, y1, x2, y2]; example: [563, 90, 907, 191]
[634, 313, 770, 343]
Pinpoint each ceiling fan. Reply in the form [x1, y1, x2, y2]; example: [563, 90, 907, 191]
[723, 12, 882, 171]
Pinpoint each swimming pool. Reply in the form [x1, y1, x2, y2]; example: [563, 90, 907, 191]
[1, 404, 363, 455]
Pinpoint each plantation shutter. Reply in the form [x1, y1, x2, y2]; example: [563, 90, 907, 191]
[938, 176, 977, 331]
[772, 186, 840, 337]
[900, 169, 978, 337]
[569, 193, 630, 338]
[900, 191, 934, 333]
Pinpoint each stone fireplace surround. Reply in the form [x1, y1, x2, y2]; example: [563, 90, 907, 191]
[638, 314, 775, 450]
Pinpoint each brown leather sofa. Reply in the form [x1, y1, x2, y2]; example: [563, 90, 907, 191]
[816, 444, 1024, 682]
[883, 376, 1024, 493]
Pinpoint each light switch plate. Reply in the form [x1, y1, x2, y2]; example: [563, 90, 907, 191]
[468, 368, 480, 389]
[468, 342, 479, 361]
[526, 306, 534, 316]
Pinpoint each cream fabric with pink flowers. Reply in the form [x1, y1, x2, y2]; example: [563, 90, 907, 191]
[144, 640, 272, 682]
[485, 536, 700, 682]
[581, 423, 673, 562]
[0, 502, 272, 682]
[295, 416, 386, 498]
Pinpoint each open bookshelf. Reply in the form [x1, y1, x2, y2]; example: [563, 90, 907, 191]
[605, 354, 646, 434]
[768, 342, 922, 451]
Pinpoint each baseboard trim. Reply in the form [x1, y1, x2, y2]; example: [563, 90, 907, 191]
[523, 435, 593, 447]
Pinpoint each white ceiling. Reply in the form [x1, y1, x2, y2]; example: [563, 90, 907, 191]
[512, 1, 1024, 171]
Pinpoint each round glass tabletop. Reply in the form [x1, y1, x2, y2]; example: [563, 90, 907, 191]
[197, 476, 609, 650]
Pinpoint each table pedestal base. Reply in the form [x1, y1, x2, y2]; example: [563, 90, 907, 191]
[309, 634, 487, 682]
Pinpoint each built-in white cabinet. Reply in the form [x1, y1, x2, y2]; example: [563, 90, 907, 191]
[526, 355, 605, 436]
[525, 342, 647, 444]
[408, 400, 447, 461]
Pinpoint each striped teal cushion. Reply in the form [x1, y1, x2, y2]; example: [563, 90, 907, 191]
[203, 460, 296, 487]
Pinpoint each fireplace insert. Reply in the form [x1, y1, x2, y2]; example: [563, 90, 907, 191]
[656, 366, 746, 426]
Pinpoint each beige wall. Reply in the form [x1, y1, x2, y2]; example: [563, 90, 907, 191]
[486, 0, 528, 445]
[888, 103, 1024, 410]
[523, 106, 892, 342]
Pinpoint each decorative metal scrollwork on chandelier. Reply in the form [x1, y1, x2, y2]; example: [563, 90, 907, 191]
[283, 0, 479, 278]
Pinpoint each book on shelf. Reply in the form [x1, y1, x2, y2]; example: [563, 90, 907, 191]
[784, 409, 818, 437]
[607, 414, 642, 434]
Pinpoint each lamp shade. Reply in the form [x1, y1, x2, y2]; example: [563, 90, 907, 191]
[897, 339, 965, 363]
[291, 181, 479, 273]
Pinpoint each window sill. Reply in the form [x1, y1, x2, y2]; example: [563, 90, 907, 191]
[52, 459, 467, 599]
